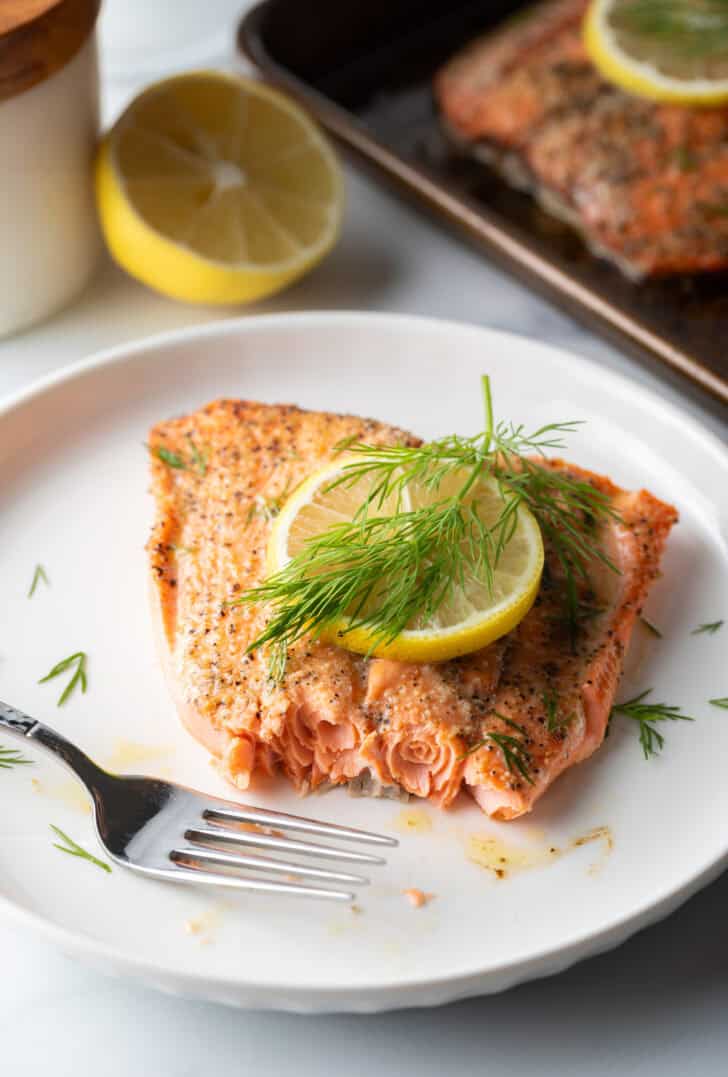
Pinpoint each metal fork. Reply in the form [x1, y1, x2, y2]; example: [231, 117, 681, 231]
[0, 701, 397, 902]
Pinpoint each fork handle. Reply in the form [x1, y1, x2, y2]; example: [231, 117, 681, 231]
[0, 700, 106, 792]
[0, 700, 37, 737]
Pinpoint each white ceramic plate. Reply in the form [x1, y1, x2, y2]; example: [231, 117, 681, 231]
[1, 313, 727, 1013]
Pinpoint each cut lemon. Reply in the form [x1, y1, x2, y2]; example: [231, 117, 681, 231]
[268, 457, 544, 663]
[584, 0, 728, 106]
[95, 72, 344, 305]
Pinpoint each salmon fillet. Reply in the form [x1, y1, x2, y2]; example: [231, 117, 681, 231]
[434, 0, 728, 278]
[148, 399, 677, 820]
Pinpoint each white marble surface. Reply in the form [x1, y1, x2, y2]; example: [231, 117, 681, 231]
[1, 12, 727, 1075]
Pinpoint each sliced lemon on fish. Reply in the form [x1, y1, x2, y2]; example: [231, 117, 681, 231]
[267, 456, 544, 663]
[584, 0, 728, 106]
[95, 72, 343, 305]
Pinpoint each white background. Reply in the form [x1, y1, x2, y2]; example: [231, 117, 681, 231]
[1, 5, 727, 1074]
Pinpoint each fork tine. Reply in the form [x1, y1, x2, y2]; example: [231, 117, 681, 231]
[190, 823, 386, 865]
[203, 804, 398, 847]
[166, 858, 353, 902]
[174, 843, 369, 886]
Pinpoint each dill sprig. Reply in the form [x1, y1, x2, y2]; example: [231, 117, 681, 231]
[461, 715, 534, 784]
[150, 439, 207, 475]
[246, 487, 291, 525]
[670, 145, 698, 172]
[612, 1, 728, 61]
[50, 825, 111, 873]
[543, 690, 573, 733]
[186, 434, 207, 475]
[611, 689, 695, 759]
[153, 445, 186, 469]
[692, 620, 723, 635]
[0, 744, 33, 770]
[236, 376, 620, 680]
[39, 652, 88, 706]
[548, 594, 605, 645]
[28, 563, 49, 598]
[640, 615, 662, 638]
[487, 732, 533, 784]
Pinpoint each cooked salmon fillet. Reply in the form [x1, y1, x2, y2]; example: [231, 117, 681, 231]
[434, 0, 728, 278]
[148, 399, 677, 820]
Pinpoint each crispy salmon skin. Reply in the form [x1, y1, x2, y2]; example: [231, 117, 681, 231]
[148, 399, 676, 820]
[435, 0, 728, 278]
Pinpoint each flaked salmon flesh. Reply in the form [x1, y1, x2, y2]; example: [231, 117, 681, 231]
[148, 399, 677, 820]
[434, 0, 728, 278]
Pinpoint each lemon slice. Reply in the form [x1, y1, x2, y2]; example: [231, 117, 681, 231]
[585, 0, 728, 106]
[95, 72, 344, 305]
[268, 457, 544, 663]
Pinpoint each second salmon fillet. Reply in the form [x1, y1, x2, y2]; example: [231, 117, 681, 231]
[148, 399, 676, 820]
[434, 0, 728, 278]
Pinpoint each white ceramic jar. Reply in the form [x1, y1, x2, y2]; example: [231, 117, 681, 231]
[0, 0, 101, 338]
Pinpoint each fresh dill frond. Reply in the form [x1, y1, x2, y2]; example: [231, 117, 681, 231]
[670, 146, 698, 172]
[149, 439, 207, 474]
[152, 445, 186, 469]
[542, 690, 573, 733]
[487, 732, 534, 785]
[461, 714, 533, 784]
[246, 487, 291, 526]
[611, 689, 695, 760]
[709, 697, 728, 709]
[332, 434, 360, 456]
[186, 435, 207, 476]
[692, 620, 723, 635]
[640, 615, 663, 638]
[548, 594, 605, 645]
[237, 376, 620, 680]
[0, 744, 33, 770]
[39, 652, 88, 706]
[28, 563, 49, 598]
[613, 1, 728, 61]
[50, 825, 111, 873]
[543, 690, 559, 732]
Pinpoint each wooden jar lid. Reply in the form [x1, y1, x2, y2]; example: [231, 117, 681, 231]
[0, 0, 100, 102]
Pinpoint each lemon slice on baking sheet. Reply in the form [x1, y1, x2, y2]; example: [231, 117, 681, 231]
[585, 0, 728, 106]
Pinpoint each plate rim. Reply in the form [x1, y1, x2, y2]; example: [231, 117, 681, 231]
[1, 310, 726, 464]
[1, 309, 726, 1011]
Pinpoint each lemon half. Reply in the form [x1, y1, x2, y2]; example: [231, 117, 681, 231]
[585, 0, 728, 107]
[268, 457, 544, 663]
[95, 72, 344, 305]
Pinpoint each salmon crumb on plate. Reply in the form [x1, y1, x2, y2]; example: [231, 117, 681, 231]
[402, 889, 435, 909]
[147, 399, 676, 821]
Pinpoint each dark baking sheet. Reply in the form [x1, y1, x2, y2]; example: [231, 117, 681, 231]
[239, 0, 728, 407]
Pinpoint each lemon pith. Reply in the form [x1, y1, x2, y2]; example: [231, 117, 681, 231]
[584, 0, 728, 107]
[267, 457, 545, 663]
[95, 72, 344, 305]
